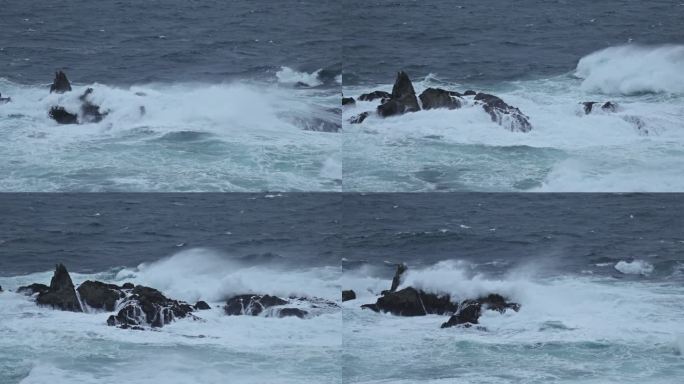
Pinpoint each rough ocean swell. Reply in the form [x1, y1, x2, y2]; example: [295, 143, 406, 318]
[0, 70, 341, 191]
[343, 44, 684, 192]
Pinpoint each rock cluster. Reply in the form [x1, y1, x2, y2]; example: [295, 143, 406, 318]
[346, 71, 533, 132]
[47, 71, 108, 124]
[357, 264, 520, 329]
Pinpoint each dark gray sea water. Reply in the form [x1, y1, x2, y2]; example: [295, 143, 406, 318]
[342, 0, 684, 85]
[2, 0, 341, 85]
[342, 0, 684, 192]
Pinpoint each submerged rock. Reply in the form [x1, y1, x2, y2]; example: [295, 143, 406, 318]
[106, 285, 194, 328]
[349, 111, 370, 124]
[35, 264, 82, 312]
[582, 101, 618, 115]
[50, 71, 72, 93]
[342, 290, 356, 302]
[77, 280, 125, 312]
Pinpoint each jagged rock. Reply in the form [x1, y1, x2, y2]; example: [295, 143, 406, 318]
[224, 294, 288, 316]
[276, 308, 308, 318]
[122, 282, 135, 289]
[342, 290, 356, 302]
[35, 264, 82, 312]
[582, 101, 618, 115]
[194, 301, 211, 310]
[389, 263, 407, 293]
[106, 285, 194, 328]
[77, 280, 125, 311]
[342, 97, 355, 106]
[419, 88, 462, 110]
[377, 71, 420, 117]
[463, 90, 477, 96]
[78, 88, 108, 123]
[474, 93, 532, 132]
[349, 111, 370, 124]
[49, 107, 78, 124]
[441, 302, 481, 328]
[441, 294, 521, 328]
[17, 283, 50, 296]
[50, 71, 72, 93]
[358, 91, 391, 102]
[367, 287, 457, 317]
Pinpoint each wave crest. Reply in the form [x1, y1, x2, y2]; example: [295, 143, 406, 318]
[575, 44, 684, 95]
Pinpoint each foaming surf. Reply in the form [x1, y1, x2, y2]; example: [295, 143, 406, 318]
[0, 72, 341, 192]
[342, 44, 684, 192]
[342, 260, 684, 383]
[0, 249, 341, 384]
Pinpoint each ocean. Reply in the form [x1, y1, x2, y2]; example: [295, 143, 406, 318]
[342, 0, 684, 192]
[0, 0, 342, 191]
[0, 193, 342, 384]
[2, 193, 683, 383]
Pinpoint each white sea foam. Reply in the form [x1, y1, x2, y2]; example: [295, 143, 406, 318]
[615, 259, 654, 275]
[343, 260, 684, 383]
[342, 49, 684, 191]
[576, 44, 684, 95]
[276, 66, 323, 87]
[0, 251, 341, 383]
[0, 77, 340, 191]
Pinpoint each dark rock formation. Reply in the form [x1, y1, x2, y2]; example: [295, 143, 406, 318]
[358, 91, 391, 102]
[441, 294, 521, 328]
[122, 282, 135, 289]
[35, 264, 82, 312]
[419, 88, 462, 110]
[276, 308, 308, 318]
[17, 283, 50, 296]
[474, 93, 532, 132]
[463, 90, 477, 96]
[441, 302, 481, 328]
[342, 290, 356, 302]
[389, 263, 407, 293]
[194, 301, 211, 310]
[224, 294, 288, 316]
[106, 285, 194, 328]
[50, 71, 72, 93]
[77, 280, 125, 311]
[582, 101, 618, 115]
[377, 71, 420, 118]
[342, 97, 355, 106]
[0, 285, 2, 292]
[368, 287, 457, 316]
[78, 88, 108, 123]
[49, 107, 78, 124]
[349, 111, 370, 124]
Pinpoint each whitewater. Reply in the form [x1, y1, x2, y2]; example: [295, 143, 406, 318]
[0, 67, 341, 191]
[342, 260, 684, 383]
[342, 45, 684, 192]
[0, 249, 342, 384]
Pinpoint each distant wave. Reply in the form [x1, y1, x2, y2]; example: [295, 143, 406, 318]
[614, 259, 654, 275]
[276, 66, 324, 87]
[576, 44, 684, 95]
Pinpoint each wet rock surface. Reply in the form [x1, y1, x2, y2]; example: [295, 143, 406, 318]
[361, 265, 520, 329]
[348, 71, 532, 132]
